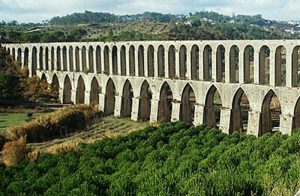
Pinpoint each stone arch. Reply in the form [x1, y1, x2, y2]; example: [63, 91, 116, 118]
[45, 47, 49, 70]
[179, 45, 187, 79]
[120, 45, 126, 76]
[76, 76, 85, 104]
[12, 48, 16, 60]
[69, 46, 74, 72]
[191, 45, 199, 80]
[129, 45, 135, 76]
[62, 46, 67, 71]
[259, 45, 270, 85]
[293, 97, 300, 130]
[90, 77, 100, 105]
[105, 78, 116, 115]
[31, 47, 37, 75]
[157, 45, 165, 77]
[147, 45, 154, 77]
[39, 47, 44, 70]
[51, 74, 59, 90]
[203, 45, 212, 81]
[63, 75, 72, 104]
[41, 73, 47, 82]
[112, 46, 118, 75]
[138, 45, 145, 76]
[244, 45, 254, 83]
[104, 46, 109, 74]
[275, 46, 286, 86]
[230, 88, 250, 133]
[51, 47, 56, 71]
[204, 85, 222, 128]
[24, 47, 29, 67]
[56, 46, 62, 71]
[95, 46, 101, 73]
[138, 80, 152, 121]
[17, 48, 22, 64]
[260, 90, 281, 136]
[292, 46, 300, 87]
[75, 46, 80, 71]
[216, 45, 225, 82]
[88, 46, 94, 73]
[121, 80, 134, 117]
[230, 45, 239, 83]
[158, 82, 173, 122]
[180, 84, 196, 125]
[168, 45, 176, 78]
[81, 46, 87, 72]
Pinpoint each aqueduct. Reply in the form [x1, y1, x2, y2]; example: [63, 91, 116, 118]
[3, 40, 300, 136]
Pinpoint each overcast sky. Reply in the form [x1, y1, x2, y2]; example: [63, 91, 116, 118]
[0, 0, 299, 23]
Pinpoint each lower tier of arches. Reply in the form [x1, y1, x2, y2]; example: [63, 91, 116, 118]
[38, 71, 300, 137]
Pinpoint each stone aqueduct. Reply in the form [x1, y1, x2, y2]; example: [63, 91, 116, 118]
[3, 40, 300, 136]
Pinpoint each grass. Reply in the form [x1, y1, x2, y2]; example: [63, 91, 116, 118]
[0, 112, 46, 132]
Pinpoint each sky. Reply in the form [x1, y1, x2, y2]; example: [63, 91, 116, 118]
[0, 0, 299, 23]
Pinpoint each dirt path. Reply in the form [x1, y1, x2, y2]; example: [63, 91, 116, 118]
[28, 116, 150, 158]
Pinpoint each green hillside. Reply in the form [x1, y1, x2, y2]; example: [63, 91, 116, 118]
[1, 11, 300, 43]
[1, 122, 300, 195]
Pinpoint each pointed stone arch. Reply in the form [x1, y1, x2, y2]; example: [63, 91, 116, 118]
[56, 46, 62, 71]
[32, 47, 37, 75]
[260, 90, 281, 136]
[180, 84, 196, 125]
[69, 46, 74, 72]
[179, 45, 187, 79]
[216, 45, 225, 82]
[120, 45, 126, 76]
[96, 46, 101, 73]
[229, 45, 239, 83]
[244, 45, 254, 83]
[191, 45, 199, 80]
[121, 80, 134, 117]
[147, 45, 154, 77]
[230, 88, 250, 133]
[204, 85, 222, 128]
[203, 45, 212, 81]
[168, 45, 176, 79]
[129, 45, 135, 76]
[88, 46, 94, 73]
[112, 46, 118, 75]
[138, 80, 152, 121]
[259, 45, 270, 85]
[24, 47, 29, 68]
[157, 45, 165, 77]
[81, 46, 87, 72]
[75, 46, 80, 71]
[41, 73, 47, 82]
[104, 46, 109, 74]
[63, 75, 72, 104]
[138, 45, 145, 76]
[158, 82, 173, 122]
[105, 78, 116, 115]
[90, 77, 100, 105]
[17, 48, 22, 64]
[62, 46, 67, 71]
[275, 46, 286, 86]
[44, 47, 49, 70]
[76, 76, 85, 104]
[293, 97, 300, 130]
[51, 74, 59, 89]
[39, 47, 44, 70]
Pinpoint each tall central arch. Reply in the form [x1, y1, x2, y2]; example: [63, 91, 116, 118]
[63, 75, 72, 104]
[121, 80, 134, 118]
[138, 81, 152, 121]
[180, 84, 196, 125]
[158, 82, 173, 122]
[76, 76, 85, 104]
[204, 85, 222, 128]
[105, 79, 116, 115]
[90, 77, 100, 105]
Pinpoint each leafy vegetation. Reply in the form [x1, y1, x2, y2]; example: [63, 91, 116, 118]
[1, 11, 300, 43]
[1, 122, 299, 195]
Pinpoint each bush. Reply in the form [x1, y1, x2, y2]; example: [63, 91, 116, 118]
[2, 137, 26, 166]
[7, 105, 98, 143]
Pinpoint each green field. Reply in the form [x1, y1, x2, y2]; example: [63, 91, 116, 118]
[0, 113, 46, 132]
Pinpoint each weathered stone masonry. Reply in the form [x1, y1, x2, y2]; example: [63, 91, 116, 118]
[4, 40, 300, 137]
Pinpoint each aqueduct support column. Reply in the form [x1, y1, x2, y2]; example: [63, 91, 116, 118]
[286, 49, 293, 87]
[225, 50, 231, 83]
[117, 48, 121, 75]
[126, 47, 130, 76]
[171, 102, 181, 122]
[212, 51, 217, 82]
[253, 51, 260, 84]
[150, 99, 159, 123]
[153, 48, 158, 77]
[175, 49, 180, 77]
[53, 48, 57, 71]
[135, 49, 139, 77]
[66, 47, 70, 72]
[93, 47, 97, 74]
[27, 49, 32, 77]
[98, 93, 106, 112]
[71, 89, 77, 104]
[37, 47, 41, 71]
[114, 95, 122, 117]
[186, 48, 191, 79]
[269, 49, 276, 86]
[84, 90, 90, 105]
[239, 50, 245, 83]
[219, 108, 231, 134]
[193, 104, 205, 126]
[131, 97, 140, 121]
[85, 48, 90, 72]
[280, 114, 293, 135]
[164, 48, 169, 78]
[143, 49, 148, 77]
[247, 111, 261, 136]
[100, 48, 105, 74]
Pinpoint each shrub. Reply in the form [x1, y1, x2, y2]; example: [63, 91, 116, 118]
[2, 137, 26, 166]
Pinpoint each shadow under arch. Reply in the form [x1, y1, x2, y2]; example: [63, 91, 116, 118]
[63, 75, 72, 104]
[121, 80, 134, 118]
[180, 84, 196, 125]
[105, 78, 116, 115]
[90, 77, 100, 105]
[230, 88, 250, 133]
[76, 76, 85, 104]
[260, 90, 281, 136]
[158, 82, 173, 122]
[204, 85, 222, 128]
[138, 80, 152, 121]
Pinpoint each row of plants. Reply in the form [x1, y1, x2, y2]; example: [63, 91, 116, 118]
[0, 122, 299, 195]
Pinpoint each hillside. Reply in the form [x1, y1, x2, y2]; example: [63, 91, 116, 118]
[1, 11, 300, 43]
[1, 122, 300, 195]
